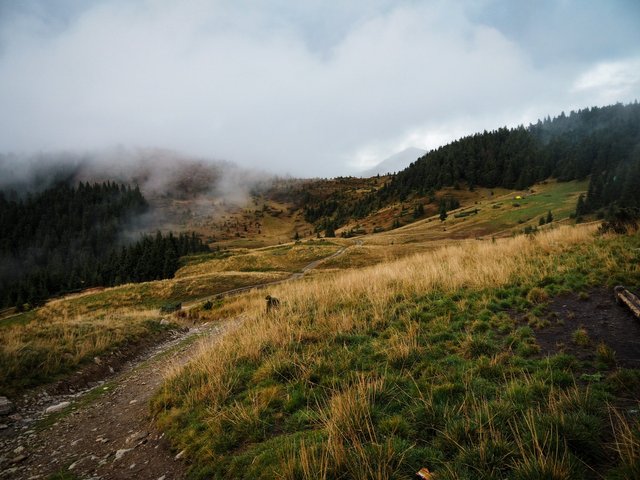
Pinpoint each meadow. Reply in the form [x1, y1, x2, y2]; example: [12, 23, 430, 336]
[152, 224, 640, 479]
[0, 234, 345, 396]
[364, 180, 588, 245]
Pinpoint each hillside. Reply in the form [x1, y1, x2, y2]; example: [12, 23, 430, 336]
[153, 224, 640, 479]
[1, 103, 639, 480]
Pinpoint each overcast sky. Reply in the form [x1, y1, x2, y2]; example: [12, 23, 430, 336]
[0, 0, 639, 177]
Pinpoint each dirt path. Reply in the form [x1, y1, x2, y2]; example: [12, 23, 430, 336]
[0, 319, 240, 479]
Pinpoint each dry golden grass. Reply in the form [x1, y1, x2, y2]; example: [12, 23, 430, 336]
[609, 406, 640, 472]
[317, 241, 449, 270]
[0, 306, 166, 392]
[176, 224, 599, 369]
[0, 263, 291, 394]
[175, 242, 340, 278]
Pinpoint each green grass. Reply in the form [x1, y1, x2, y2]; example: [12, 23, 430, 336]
[488, 180, 587, 230]
[152, 230, 640, 479]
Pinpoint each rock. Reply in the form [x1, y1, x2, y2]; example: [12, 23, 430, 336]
[0, 397, 14, 416]
[160, 319, 169, 326]
[45, 401, 70, 414]
[114, 448, 132, 461]
[0, 424, 7, 430]
[10, 453, 28, 464]
[108, 366, 115, 374]
[94, 356, 102, 365]
[13, 446, 25, 455]
[175, 449, 186, 460]
[129, 399, 138, 405]
[8, 413, 22, 421]
[125, 431, 148, 444]
[158, 476, 166, 480]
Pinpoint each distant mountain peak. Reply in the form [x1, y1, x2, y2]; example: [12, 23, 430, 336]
[361, 147, 426, 177]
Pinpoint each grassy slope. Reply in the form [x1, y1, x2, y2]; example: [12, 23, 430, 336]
[0, 242, 343, 395]
[152, 225, 640, 479]
[320, 180, 587, 271]
[176, 241, 340, 277]
[365, 179, 588, 244]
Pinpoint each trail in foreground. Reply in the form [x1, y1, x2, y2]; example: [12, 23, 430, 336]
[0, 319, 240, 480]
[0, 240, 355, 479]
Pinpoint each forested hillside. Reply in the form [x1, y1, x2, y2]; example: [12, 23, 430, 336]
[0, 182, 208, 308]
[300, 103, 640, 232]
[373, 102, 640, 213]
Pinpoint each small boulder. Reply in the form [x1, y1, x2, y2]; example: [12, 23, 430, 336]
[9, 453, 28, 464]
[125, 431, 148, 444]
[0, 396, 14, 416]
[45, 401, 71, 414]
[114, 448, 133, 461]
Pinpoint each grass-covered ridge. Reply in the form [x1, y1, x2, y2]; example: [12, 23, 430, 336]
[175, 241, 341, 277]
[152, 225, 640, 479]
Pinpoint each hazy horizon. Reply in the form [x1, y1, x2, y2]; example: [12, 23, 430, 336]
[1, 0, 639, 177]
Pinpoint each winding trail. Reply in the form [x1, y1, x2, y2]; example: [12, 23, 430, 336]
[182, 243, 350, 309]
[0, 241, 354, 479]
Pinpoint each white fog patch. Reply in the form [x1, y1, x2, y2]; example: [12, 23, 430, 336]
[0, 1, 638, 176]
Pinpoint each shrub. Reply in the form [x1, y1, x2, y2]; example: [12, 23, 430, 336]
[526, 287, 549, 304]
[572, 327, 590, 346]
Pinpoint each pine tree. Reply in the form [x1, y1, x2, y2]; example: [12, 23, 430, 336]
[439, 205, 448, 222]
[575, 194, 587, 216]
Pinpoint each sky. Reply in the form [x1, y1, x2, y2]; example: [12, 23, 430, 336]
[0, 0, 639, 177]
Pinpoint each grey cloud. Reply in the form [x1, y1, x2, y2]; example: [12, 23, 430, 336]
[0, 0, 638, 177]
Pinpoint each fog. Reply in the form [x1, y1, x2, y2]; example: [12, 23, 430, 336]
[0, 1, 639, 176]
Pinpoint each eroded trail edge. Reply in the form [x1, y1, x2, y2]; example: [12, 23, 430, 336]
[0, 319, 240, 480]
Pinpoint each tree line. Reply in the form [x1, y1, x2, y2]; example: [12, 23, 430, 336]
[0, 181, 208, 309]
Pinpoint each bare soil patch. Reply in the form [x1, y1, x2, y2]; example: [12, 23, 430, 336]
[531, 287, 640, 368]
